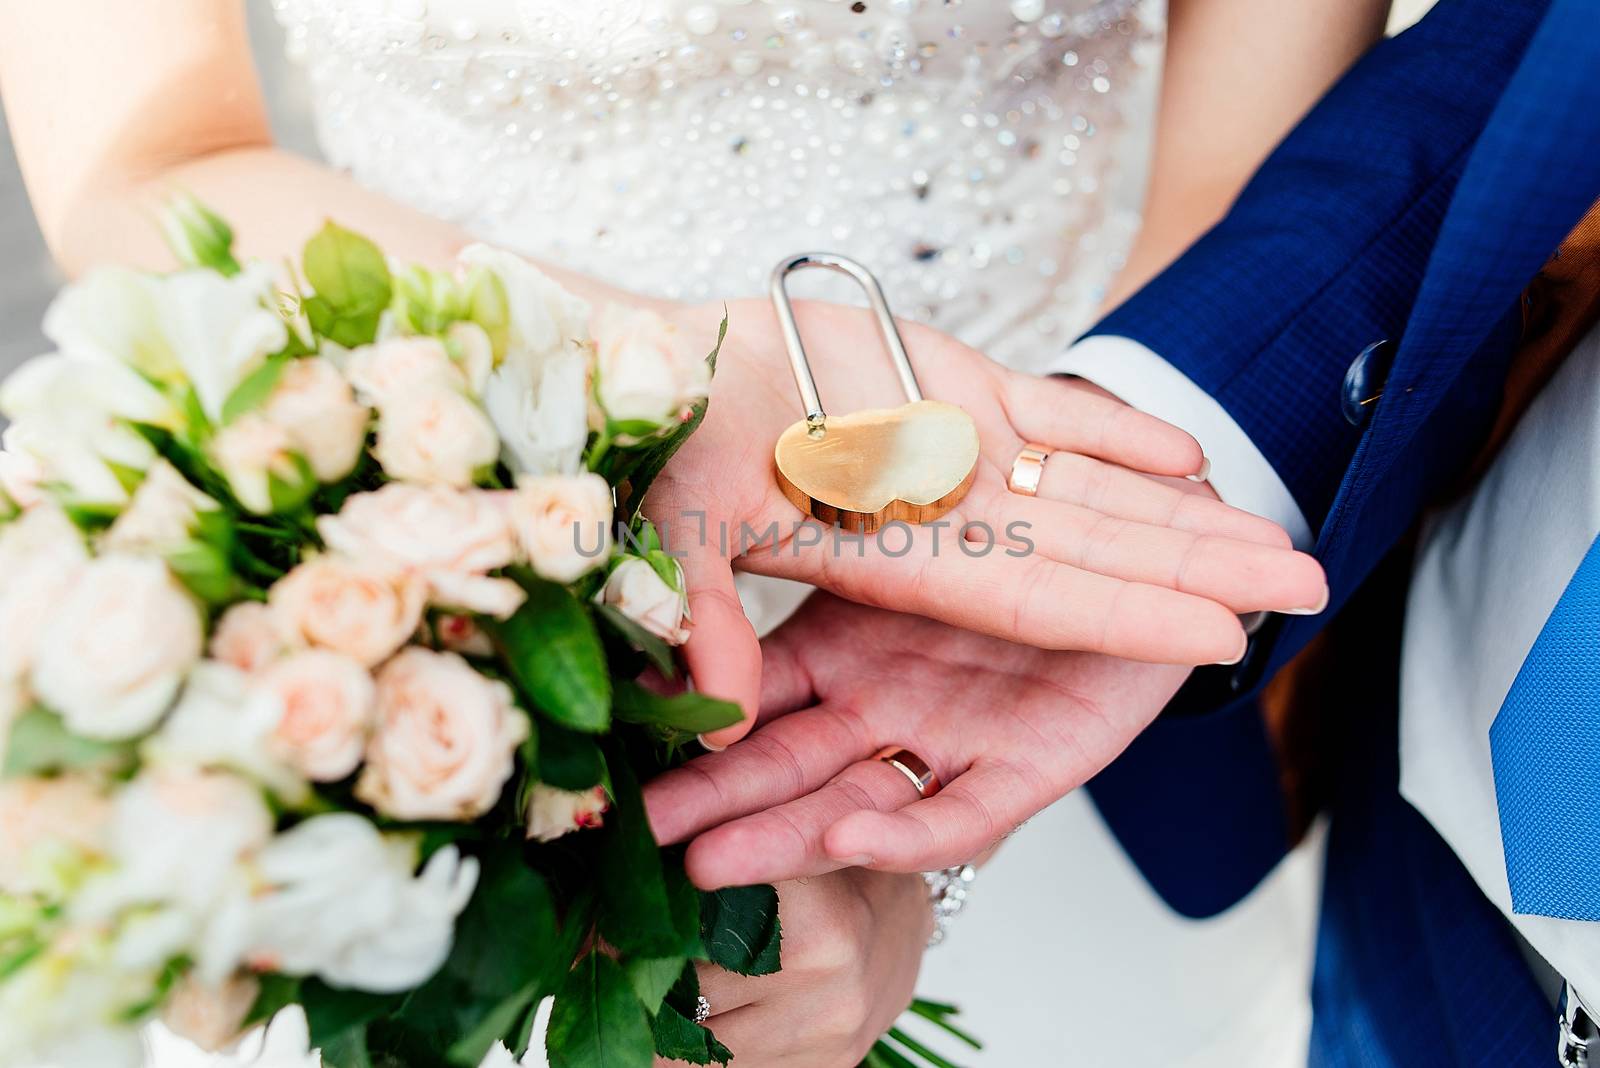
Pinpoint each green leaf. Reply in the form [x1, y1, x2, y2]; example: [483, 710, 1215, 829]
[596, 744, 690, 959]
[318, 1027, 375, 1068]
[486, 573, 610, 733]
[165, 538, 244, 605]
[535, 723, 608, 792]
[301, 982, 404, 1045]
[650, 1001, 732, 1066]
[2, 708, 135, 779]
[221, 354, 290, 425]
[612, 681, 742, 736]
[700, 884, 782, 977]
[595, 603, 676, 679]
[624, 956, 685, 1014]
[547, 952, 654, 1068]
[301, 222, 393, 349]
[245, 975, 302, 1029]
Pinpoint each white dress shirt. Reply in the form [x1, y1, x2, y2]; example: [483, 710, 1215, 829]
[1055, 328, 1600, 1003]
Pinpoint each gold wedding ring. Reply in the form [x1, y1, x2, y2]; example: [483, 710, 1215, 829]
[1007, 443, 1051, 496]
[873, 746, 940, 797]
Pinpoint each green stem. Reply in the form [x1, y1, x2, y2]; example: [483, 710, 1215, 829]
[863, 1040, 918, 1068]
[886, 1028, 968, 1068]
[907, 1002, 983, 1050]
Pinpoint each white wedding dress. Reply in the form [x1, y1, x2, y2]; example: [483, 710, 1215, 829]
[152, 2, 1324, 1064]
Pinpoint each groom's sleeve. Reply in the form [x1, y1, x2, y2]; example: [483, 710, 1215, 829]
[1049, 0, 1549, 547]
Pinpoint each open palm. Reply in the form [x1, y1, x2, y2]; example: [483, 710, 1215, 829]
[648, 298, 1324, 742]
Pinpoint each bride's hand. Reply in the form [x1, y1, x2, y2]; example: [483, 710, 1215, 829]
[648, 299, 1326, 742]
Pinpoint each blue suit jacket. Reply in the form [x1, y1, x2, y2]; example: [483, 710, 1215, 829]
[1081, 0, 1600, 1062]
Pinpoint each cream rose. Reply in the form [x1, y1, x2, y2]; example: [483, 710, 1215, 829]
[503, 474, 614, 584]
[32, 554, 203, 739]
[269, 555, 426, 668]
[0, 445, 44, 510]
[209, 601, 298, 674]
[161, 972, 260, 1053]
[597, 557, 691, 645]
[318, 483, 523, 618]
[591, 303, 711, 427]
[101, 459, 220, 555]
[262, 357, 370, 482]
[0, 504, 88, 684]
[525, 784, 608, 843]
[210, 413, 309, 515]
[0, 775, 110, 897]
[259, 650, 376, 782]
[372, 388, 500, 488]
[344, 335, 469, 406]
[356, 648, 528, 821]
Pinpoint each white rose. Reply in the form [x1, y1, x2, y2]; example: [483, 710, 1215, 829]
[318, 483, 523, 618]
[525, 784, 608, 843]
[262, 357, 370, 482]
[345, 335, 470, 405]
[142, 661, 309, 803]
[32, 554, 203, 740]
[503, 474, 614, 583]
[0, 933, 151, 1068]
[243, 814, 478, 992]
[457, 244, 591, 360]
[480, 998, 553, 1068]
[0, 775, 110, 897]
[258, 650, 376, 782]
[101, 459, 220, 555]
[210, 413, 310, 515]
[0, 504, 88, 683]
[597, 557, 691, 645]
[591, 303, 711, 426]
[210, 601, 299, 674]
[447, 319, 496, 395]
[269, 555, 426, 668]
[373, 387, 500, 488]
[160, 972, 260, 1053]
[356, 648, 528, 821]
[0, 354, 175, 505]
[0, 444, 44, 510]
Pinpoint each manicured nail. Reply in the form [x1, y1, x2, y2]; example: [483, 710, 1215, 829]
[834, 853, 876, 867]
[697, 734, 727, 753]
[1186, 456, 1212, 483]
[1285, 587, 1331, 617]
[1215, 634, 1249, 666]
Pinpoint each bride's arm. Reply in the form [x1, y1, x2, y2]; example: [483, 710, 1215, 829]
[1106, 0, 1393, 307]
[0, 0, 627, 306]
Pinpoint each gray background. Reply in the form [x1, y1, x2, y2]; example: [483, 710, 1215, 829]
[0, 3, 314, 377]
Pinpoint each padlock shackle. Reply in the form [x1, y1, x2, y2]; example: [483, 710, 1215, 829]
[769, 253, 924, 430]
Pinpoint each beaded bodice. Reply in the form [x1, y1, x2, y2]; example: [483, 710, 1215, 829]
[273, 0, 1161, 370]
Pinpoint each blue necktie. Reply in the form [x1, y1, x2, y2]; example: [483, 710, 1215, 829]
[1489, 532, 1600, 920]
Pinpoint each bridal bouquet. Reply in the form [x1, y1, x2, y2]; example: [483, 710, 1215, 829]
[0, 201, 971, 1068]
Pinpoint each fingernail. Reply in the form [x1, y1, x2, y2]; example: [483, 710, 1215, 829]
[697, 734, 728, 753]
[1215, 634, 1249, 666]
[1186, 456, 1212, 483]
[1284, 587, 1331, 617]
[834, 853, 875, 867]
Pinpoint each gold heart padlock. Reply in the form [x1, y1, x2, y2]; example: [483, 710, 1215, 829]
[769, 253, 979, 534]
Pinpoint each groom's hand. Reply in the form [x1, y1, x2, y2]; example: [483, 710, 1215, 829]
[643, 592, 1194, 888]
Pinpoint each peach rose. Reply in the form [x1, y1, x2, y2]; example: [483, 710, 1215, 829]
[258, 650, 376, 782]
[372, 388, 499, 488]
[345, 336, 470, 405]
[209, 601, 299, 674]
[318, 484, 523, 618]
[597, 557, 691, 645]
[0, 775, 110, 896]
[209, 414, 308, 515]
[503, 474, 614, 584]
[355, 648, 528, 821]
[269, 556, 425, 668]
[591, 303, 711, 427]
[262, 357, 370, 482]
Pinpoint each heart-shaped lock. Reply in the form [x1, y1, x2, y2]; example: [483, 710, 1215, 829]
[769, 254, 979, 533]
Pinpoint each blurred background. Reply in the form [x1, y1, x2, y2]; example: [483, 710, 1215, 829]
[0, 0, 1436, 378]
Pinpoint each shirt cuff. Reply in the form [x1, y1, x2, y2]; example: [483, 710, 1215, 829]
[1049, 335, 1314, 551]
